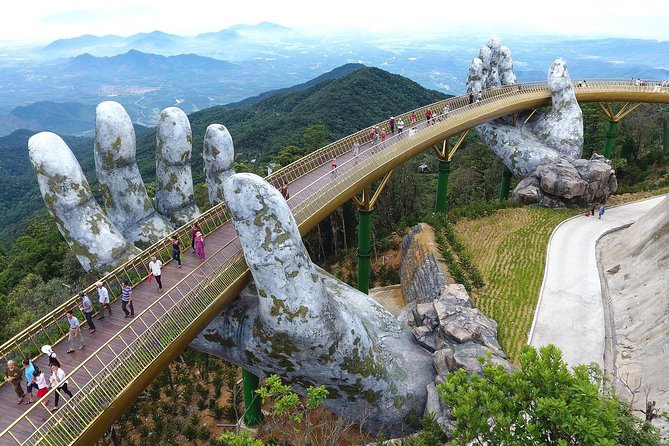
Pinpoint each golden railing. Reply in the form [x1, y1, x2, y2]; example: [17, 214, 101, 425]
[1, 79, 668, 445]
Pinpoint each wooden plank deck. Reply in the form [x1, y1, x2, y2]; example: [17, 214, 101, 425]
[0, 120, 416, 445]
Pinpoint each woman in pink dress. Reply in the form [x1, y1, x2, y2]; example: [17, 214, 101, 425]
[194, 231, 206, 261]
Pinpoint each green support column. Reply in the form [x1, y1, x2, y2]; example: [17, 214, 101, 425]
[435, 159, 451, 213]
[357, 209, 373, 294]
[242, 369, 263, 427]
[499, 166, 513, 201]
[604, 120, 620, 159]
[663, 116, 668, 155]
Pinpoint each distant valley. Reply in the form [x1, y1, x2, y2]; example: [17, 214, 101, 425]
[0, 23, 668, 136]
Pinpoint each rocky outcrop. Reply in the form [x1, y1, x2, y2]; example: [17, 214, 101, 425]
[513, 153, 618, 208]
[599, 195, 669, 437]
[467, 38, 617, 207]
[400, 224, 450, 304]
[405, 283, 512, 430]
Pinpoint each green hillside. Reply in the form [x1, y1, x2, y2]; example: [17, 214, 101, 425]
[135, 65, 449, 185]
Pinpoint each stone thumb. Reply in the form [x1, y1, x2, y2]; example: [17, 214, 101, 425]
[222, 173, 327, 332]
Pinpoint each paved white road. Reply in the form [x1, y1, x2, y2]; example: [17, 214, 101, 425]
[528, 195, 665, 368]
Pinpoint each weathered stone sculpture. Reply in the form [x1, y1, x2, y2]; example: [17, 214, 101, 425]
[191, 172, 435, 435]
[155, 107, 200, 225]
[29, 132, 139, 271]
[94, 101, 173, 246]
[467, 38, 617, 207]
[29, 101, 235, 272]
[203, 124, 236, 206]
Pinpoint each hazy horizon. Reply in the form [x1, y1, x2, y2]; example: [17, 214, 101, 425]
[3, 0, 669, 45]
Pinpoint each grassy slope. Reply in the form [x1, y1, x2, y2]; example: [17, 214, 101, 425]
[454, 207, 579, 363]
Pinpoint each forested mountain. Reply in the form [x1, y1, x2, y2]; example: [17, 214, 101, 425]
[0, 65, 448, 247]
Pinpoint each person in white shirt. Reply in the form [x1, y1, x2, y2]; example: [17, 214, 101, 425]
[49, 364, 73, 411]
[96, 281, 112, 320]
[148, 256, 163, 291]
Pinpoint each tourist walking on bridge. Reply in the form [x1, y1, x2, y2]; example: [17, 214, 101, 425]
[66, 310, 84, 353]
[280, 180, 290, 200]
[96, 281, 112, 320]
[191, 223, 202, 253]
[389, 117, 395, 133]
[49, 363, 73, 411]
[148, 255, 163, 291]
[121, 279, 135, 318]
[22, 359, 36, 404]
[4, 360, 25, 404]
[194, 232, 206, 262]
[170, 235, 182, 267]
[79, 291, 96, 333]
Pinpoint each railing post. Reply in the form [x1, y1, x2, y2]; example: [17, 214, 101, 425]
[604, 120, 619, 159]
[242, 369, 263, 427]
[357, 209, 373, 294]
[499, 166, 513, 201]
[435, 159, 451, 213]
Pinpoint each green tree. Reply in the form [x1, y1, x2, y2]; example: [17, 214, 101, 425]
[210, 431, 264, 446]
[271, 145, 311, 167]
[303, 123, 328, 152]
[438, 345, 666, 446]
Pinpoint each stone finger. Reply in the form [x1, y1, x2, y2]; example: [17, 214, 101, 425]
[95, 101, 173, 247]
[156, 107, 201, 226]
[203, 124, 235, 206]
[29, 132, 139, 272]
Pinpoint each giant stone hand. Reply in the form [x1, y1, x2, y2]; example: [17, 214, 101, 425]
[468, 38, 617, 207]
[191, 172, 436, 435]
[29, 101, 236, 272]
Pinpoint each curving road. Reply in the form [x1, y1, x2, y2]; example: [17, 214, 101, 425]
[528, 195, 665, 368]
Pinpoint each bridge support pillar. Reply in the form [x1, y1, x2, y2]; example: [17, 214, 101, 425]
[604, 120, 619, 159]
[435, 159, 451, 213]
[432, 131, 469, 213]
[499, 166, 513, 201]
[598, 102, 641, 159]
[242, 369, 263, 427]
[352, 173, 393, 295]
[357, 209, 372, 294]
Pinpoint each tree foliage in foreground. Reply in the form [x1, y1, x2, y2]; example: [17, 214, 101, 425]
[439, 344, 666, 446]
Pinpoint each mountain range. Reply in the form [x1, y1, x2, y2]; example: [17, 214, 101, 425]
[0, 23, 667, 137]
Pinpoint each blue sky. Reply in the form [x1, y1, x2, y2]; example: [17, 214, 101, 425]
[3, 0, 669, 43]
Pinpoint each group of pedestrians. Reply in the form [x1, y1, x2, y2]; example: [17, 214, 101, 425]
[4, 354, 72, 412]
[3, 222, 211, 410]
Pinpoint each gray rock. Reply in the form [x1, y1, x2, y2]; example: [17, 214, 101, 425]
[155, 107, 201, 226]
[433, 347, 457, 375]
[413, 302, 439, 329]
[439, 306, 503, 354]
[438, 284, 472, 308]
[452, 343, 512, 374]
[413, 326, 438, 352]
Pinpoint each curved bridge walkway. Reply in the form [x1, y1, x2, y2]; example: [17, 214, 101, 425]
[1, 80, 668, 445]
